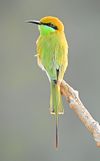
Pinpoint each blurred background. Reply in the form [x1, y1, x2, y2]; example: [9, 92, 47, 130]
[0, 0, 100, 161]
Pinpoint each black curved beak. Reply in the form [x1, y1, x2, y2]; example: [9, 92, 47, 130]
[25, 20, 41, 25]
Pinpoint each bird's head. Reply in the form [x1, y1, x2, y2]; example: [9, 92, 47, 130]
[27, 16, 64, 35]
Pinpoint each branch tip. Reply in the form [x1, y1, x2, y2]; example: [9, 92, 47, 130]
[60, 80, 100, 148]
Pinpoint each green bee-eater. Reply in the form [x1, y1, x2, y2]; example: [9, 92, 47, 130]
[27, 16, 68, 148]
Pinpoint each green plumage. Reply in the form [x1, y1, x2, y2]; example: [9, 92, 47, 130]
[50, 81, 63, 114]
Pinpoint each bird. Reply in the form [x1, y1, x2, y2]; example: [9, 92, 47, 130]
[27, 16, 68, 148]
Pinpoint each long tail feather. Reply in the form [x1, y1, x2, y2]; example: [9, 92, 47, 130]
[56, 114, 58, 148]
[50, 81, 64, 148]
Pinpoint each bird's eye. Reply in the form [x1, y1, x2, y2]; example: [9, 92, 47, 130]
[46, 23, 58, 30]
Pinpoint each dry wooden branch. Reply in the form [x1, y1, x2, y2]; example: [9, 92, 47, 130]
[60, 80, 100, 147]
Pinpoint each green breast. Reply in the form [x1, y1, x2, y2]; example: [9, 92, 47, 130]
[38, 25, 55, 35]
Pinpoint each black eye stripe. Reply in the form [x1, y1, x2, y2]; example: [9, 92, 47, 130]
[46, 23, 58, 30]
[41, 22, 58, 30]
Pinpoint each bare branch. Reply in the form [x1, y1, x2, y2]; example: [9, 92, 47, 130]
[60, 80, 100, 147]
